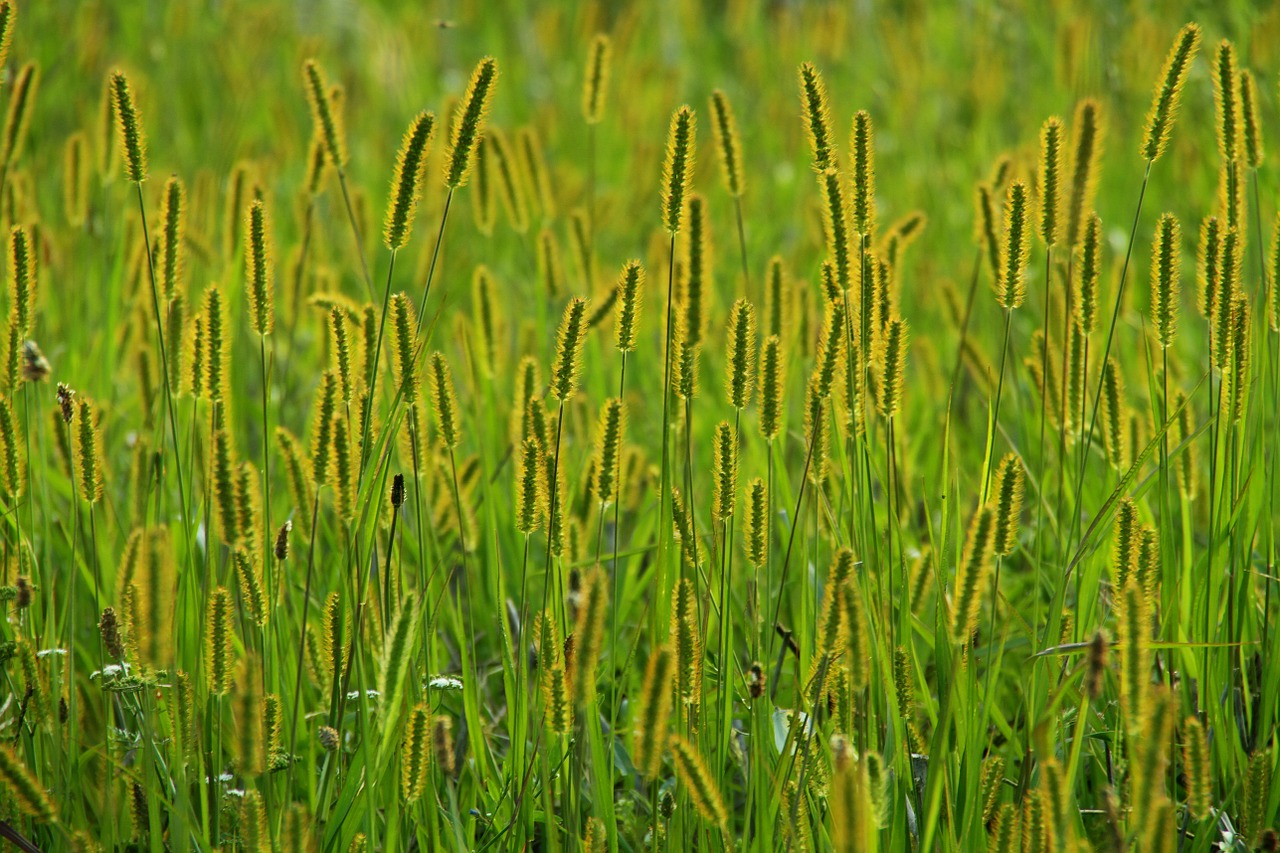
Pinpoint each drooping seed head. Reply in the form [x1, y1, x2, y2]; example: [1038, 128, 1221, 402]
[245, 199, 275, 336]
[710, 89, 744, 197]
[1150, 213, 1181, 348]
[660, 105, 696, 234]
[0, 744, 57, 824]
[109, 69, 148, 183]
[997, 181, 1030, 309]
[582, 34, 610, 125]
[1038, 116, 1064, 247]
[384, 110, 436, 251]
[550, 296, 588, 401]
[445, 57, 498, 189]
[1140, 23, 1201, 163]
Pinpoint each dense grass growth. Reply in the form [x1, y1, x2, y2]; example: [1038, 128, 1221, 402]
[0, 1, 1279, 850]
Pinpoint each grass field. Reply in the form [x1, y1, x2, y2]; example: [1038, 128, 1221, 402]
[0, 1, 1278, 850]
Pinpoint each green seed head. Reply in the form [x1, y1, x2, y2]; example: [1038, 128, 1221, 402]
[710, 89, 744, 197]
[661, 105, 696, 234]
[1150, 212, 1181, 349]
[109, 69, 148, 183]
[582, 34, 611, 125]
[245, 198, 275, 336]
[384, 110, 436, 251]
[550, 296, 588, 401]
[445, 57, 498, 189]
[1140, 23, 1201, 163]
[725, 297, 757, 410]
[798, 61, 834, 172]
[997, 181, 1030, 310]
[1038, 115, 1063, 247]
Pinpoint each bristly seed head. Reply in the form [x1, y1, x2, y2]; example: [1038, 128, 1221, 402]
[661, 106, 696, 234]
[384, 110, 436, 251]
[109, 69, 148, 183]
[445, 57, 498, 189]
[1140, 23, 1201, 163]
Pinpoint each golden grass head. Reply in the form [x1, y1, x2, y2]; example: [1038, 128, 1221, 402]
[206, 585, 235, 695]
[245, 198, 275, 336]
[591, 397, 624, 505]
[402, 703, 431, 803]
[632, 644, 675, 779]
[670, 734, 729, 831]
[758, 333, 784, 443]
[572, 565, 607, 704]
[445, 57, 498, 189]
[0, 2, 13, 72]
[0, 743, 57, 824]
[710, 88, 744, 197]
[661, 105, 696, 234]
[1140, 23, 1201, 163]
[583, 34, 610, 125]
[109, 69, 148, 183]
[384, 110, 436, 251]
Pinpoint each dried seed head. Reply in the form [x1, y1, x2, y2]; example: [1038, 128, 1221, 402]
[274, 520, 292, 561]
[100, 607, 125, 660]
[390, 473, 406, 509]
[317, 725, 339, 752]
[582, 34, 610, 125]
[109, 69, 147, 183]
[660, 106, 696, 234]
[710, 89, 744, 197]
[1085, 629, 1108, 700]
[432, 715, 456, 775]
[384, 110, 436, 251]
[1140, 23, 1201, 163]
[445, 57, 498, 189]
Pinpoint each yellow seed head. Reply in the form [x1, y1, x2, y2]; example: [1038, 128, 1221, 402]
[1140, 23, 1201, 163]
[661, 106, 696, 234]
[582, 34, 611, 125]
